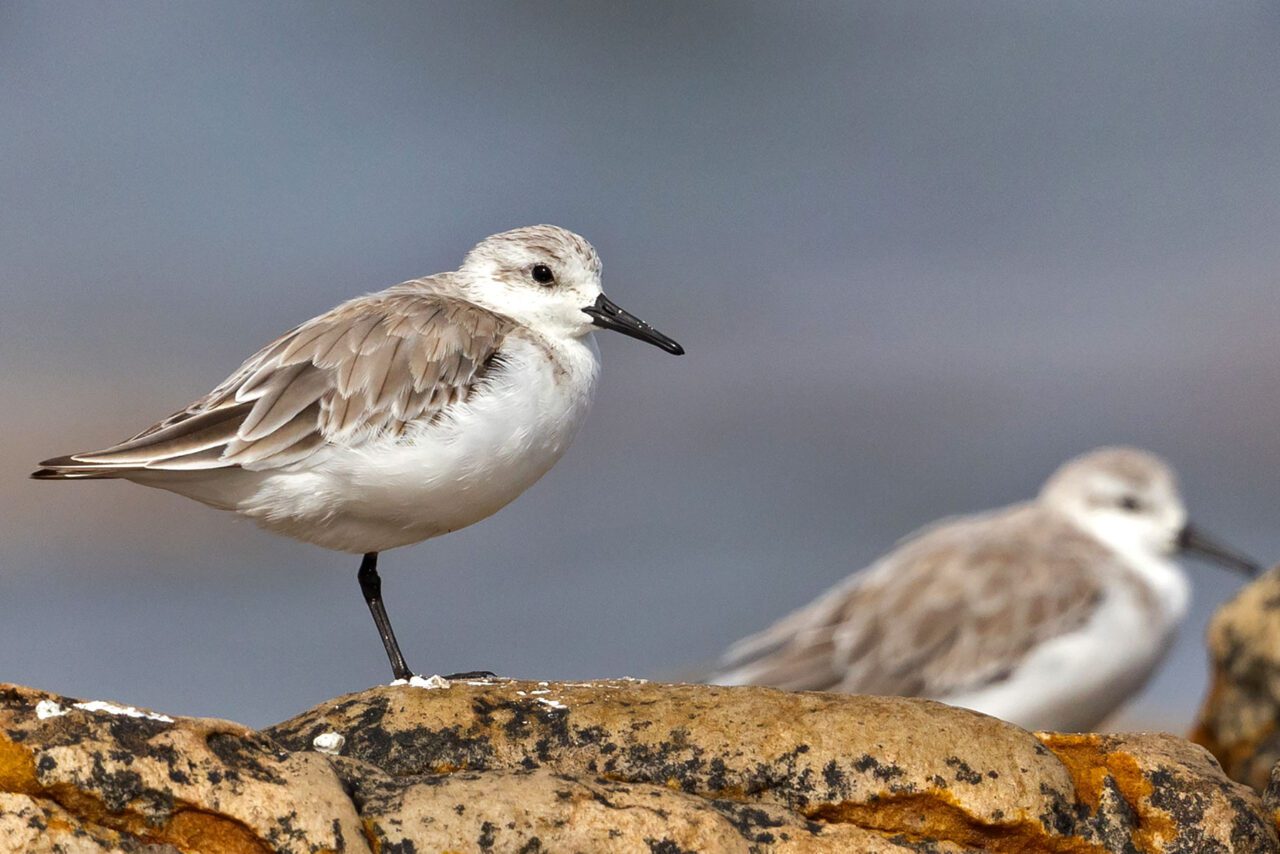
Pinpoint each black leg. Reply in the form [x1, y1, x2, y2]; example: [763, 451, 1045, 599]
[357, 552, 413, 681]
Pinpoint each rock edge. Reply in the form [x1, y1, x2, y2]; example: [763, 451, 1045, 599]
[0, 679, 1274, 852]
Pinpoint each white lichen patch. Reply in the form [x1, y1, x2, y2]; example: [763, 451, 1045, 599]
[35, 700, 67, 720]
[312, 731, 346, 755]
[72, 700, 174, 723]
[391, 674, 452, 690]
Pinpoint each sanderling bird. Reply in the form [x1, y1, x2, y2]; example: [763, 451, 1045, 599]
[707, 447, 1259, 731]
[33, 225, 683, 681]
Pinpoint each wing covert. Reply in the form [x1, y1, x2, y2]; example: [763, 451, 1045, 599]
[49, 285, 513, 473]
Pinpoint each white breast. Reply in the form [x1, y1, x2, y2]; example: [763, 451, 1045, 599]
[939, 554, 1189, 732]
[238, 335, 600, 553]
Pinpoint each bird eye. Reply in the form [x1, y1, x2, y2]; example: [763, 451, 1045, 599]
[531, 264, 555, 286]
[1119, 496, 1141, 512]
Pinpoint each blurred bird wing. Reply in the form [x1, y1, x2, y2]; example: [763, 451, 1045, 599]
[713, 505, 1107, 698]
[40, 281, 513, 473]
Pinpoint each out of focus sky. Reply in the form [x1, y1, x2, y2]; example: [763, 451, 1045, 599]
[3, 2, 1279, 729]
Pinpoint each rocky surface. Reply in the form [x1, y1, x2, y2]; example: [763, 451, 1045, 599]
[1193, 566, 1280, 793]
[0, 678, 1274, 852]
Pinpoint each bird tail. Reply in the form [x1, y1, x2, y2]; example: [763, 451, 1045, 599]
[30, 454, 142, 480]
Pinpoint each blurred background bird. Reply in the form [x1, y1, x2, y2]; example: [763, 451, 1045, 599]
[705, 448, 1260, 732]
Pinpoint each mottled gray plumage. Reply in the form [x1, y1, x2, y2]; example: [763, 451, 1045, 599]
[35, 284, 513, 477]
[714, 504, 1111, 696]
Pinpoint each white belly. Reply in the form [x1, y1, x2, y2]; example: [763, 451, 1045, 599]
[937, 563, 1189, 732]
[236, 337, 599, 552]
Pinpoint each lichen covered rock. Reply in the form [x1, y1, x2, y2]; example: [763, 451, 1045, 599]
[1193, 566, 1280, 793]
[0, 685, 363, 853]
[0, 678, 1273, 852]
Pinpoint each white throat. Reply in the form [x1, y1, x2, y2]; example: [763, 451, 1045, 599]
[1067, 512, 1191, 624]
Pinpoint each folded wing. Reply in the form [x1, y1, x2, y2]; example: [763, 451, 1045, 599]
[34, 283, 513, 478]
[710, 506, 1107, 699]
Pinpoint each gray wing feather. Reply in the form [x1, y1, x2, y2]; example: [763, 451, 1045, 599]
[711, 505, 1107, 698]
[36, 281, 513, 477]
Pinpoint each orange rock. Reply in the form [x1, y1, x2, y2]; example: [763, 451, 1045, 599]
[1192, 566, 1280, 793]
[0, 679, 1273, 852]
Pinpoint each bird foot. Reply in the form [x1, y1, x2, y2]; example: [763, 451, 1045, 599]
[444, 670, 500, 681]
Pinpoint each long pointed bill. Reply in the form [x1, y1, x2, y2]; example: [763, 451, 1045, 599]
[1178, 523, 1262, 577]
[583, 294, 684, 355]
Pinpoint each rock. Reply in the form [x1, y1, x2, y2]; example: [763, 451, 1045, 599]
[1, 678, 1274, 852]
[1041, 732, 1277, 853]
[1192, 566, 1280, 792]
[0, 685, 365, 853]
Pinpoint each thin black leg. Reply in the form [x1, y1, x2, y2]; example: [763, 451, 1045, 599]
[357, 552, 413, 681]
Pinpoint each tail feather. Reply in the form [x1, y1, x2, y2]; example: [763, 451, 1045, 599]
[38, 454, 85, 468]
[32, 446, 260, 511]
[31, 452, 144, 480]
[31, 466, 132, 480]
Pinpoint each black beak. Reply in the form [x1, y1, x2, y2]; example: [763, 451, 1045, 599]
[583, 294, 684, 355]
[1177, 523, 1261, 578]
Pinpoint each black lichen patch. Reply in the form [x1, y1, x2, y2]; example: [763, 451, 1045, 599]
[822, 759, 846, 791]
[283, 693, 498, 777]
[204, 731, 287, 784]
[706, 757, 730, 792]
[708, 799, 791, 845]
[1072, 775, 1139, 854]
[264, 810, 312, 848]
[644, 839, 696, 854]
[354, 721, 496, 777]
[1142, 766, 1267, 854]
[885, 834, 957, 853]
[853, 754, 907, 784]
[87, 752, 145, 813]
[96, 714, 174, 756]
[1036, 782, 1083, 838]
[616, 737, 710, 794]
[943, 757, 984, 785]
[1, 687, 64, 713]
[748, 745, 820, 806]
[478, 819, 497, 850]
[471, 695, 576, 763]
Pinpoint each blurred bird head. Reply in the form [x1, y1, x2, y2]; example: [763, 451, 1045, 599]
[1039, 446, 1259, 576]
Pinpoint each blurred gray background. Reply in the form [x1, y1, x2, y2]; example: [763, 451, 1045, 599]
[3, 1, 1278, 730]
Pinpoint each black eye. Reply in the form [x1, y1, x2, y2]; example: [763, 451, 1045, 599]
[531, 264, 555, 285]
[1119, 496, 1141, 512]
